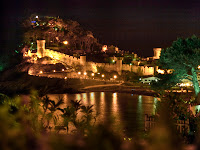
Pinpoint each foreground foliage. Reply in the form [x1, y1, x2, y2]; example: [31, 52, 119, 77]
[1, 91, 200, 150]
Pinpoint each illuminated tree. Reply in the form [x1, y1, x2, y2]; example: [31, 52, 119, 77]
[159, 35, 200, 98]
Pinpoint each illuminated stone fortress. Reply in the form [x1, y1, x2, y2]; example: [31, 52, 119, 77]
[24, 40, 161, 76]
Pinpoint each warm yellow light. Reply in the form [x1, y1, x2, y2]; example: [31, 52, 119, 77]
[114, 75, 117, 79]
[198, 65, 200, 69]
[91, 73, 94, 76]
[64, 77, 67, 79]
[78, 72, 81, 75]
[157, 69, 164, 74]
[40, 71, 43, 74]
[84, 72, 87, 75]
[62, 69, 64, 71]
[63, 41, 68, 45]
[53, 70, 56, 72]
[179, 83, 192, 87]
[102, 74, 105, 77]
[36, 16, 38, 18]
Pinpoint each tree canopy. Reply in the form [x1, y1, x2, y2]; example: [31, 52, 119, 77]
[159, 35, 200, 98]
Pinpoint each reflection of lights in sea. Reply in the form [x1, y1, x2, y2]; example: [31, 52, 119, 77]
[90, 92, 95, 105]
[112, 92, 117, 113]
[153, 97, 158, 115]
[138, 95, 142, 103]
[137, 95, 143, 122]
[75, 94, 81, 101]
[100, 92, 105, 120]
[82, 93, 87, 105]
[100, 92, 104, 100]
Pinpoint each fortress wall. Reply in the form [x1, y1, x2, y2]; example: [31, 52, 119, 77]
[121, 64, 154, 75]
[43, 48, 154, 76]
[132, 65, 139, 72]
[122, 64, 131, 72]
[104, 63, 117, 71]
[85, 62, 118, 72]
[140, 66, 154, 76]
[44, 49, 81, 65]
[85, 61, 154, 75]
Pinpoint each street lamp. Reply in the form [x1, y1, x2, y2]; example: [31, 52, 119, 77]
[78, 72, 81, 75]
[63, 41, 68, 45]
[91, 73, 94, 76]
[102, 74, 105, 78]
[84, 72, 87, 75]
[130, 63, 132, 72]
[114, 75, 117, 79]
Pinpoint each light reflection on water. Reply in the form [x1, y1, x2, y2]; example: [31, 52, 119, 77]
[48, 92, 157, 136]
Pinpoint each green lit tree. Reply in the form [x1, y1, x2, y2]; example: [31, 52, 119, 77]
[159, 35, 200, 98]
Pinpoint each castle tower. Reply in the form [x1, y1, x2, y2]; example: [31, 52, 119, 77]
[80, 55, 86, 65]
[37, 40, 45, 58]
[116, 59, 122, 75]
[80, 55, 87, 71]
[153, 48, 162, 60]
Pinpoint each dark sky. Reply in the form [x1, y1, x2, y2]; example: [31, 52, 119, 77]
[2, 0, 200, 57]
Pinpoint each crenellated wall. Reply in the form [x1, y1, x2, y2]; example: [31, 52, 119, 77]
[85, 61, 154, 75]
[34, 40, 155, 76]
[43, 49, 84, 66]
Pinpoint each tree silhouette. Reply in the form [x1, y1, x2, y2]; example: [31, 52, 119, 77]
[159, 35, 200, 100]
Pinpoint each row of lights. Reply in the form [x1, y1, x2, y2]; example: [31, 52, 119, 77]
[39, 68, 65, 74]
[77, 72, 117, 79]
[39, 70, 117, 80]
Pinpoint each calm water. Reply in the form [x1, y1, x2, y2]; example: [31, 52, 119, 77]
[48, 92, 158, 137]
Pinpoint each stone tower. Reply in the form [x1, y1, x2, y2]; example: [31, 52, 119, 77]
[116, 59, 122, 75]
[153, 48, 161, 60]
[80, 55, 87, 71]
[37, 40, 45, 58]
[80, 55, 86, 65]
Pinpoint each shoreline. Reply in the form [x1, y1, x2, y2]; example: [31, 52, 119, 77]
[79, 85, 158, 97]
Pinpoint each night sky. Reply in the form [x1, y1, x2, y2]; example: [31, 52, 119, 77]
[2, 0, 200, 57]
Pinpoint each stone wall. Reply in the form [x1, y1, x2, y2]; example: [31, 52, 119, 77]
[35, 40, 155, 76]
[44, 49, 82, 66]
